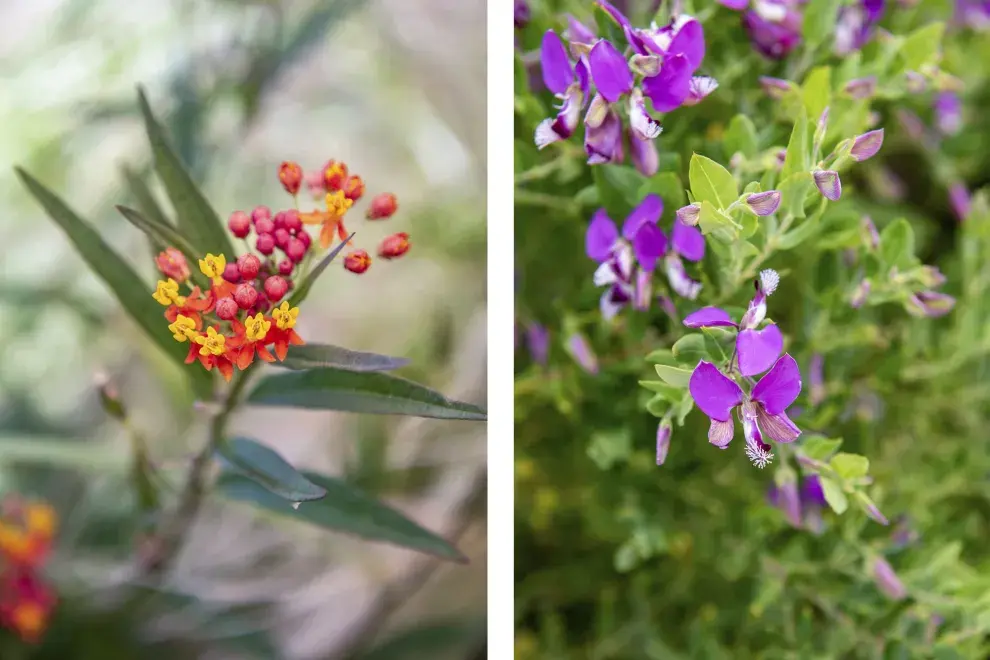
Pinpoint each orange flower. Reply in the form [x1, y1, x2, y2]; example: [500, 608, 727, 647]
[342, 175, 365, 202]
[227, 314, 276, 370]
[184, 326, 235, 382]
[300, 190, 354, 249]
[263, 308, 305, 361]
[323, 160, 348, 191]
[344, 249, 372, 274]
[164, 286, 214, 327]
[278, 161, 303, 195]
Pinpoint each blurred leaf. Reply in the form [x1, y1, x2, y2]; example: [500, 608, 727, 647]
[246, 368, 487, 420]
[830, 452, 870, 480]
[802, 66, 832, 122]
[896, 22, 945, 73]
[689, 154, 738, 210]
[120, 164, 173, 234]
[13, 168, 212, 397]
[802, 0, 840, 50]
[137, 86, 235, 258]
[276, 343, 410, 372]
[216, 469, 466, 562]
[0, 437, 127, 472]
[217, 437, 327, 502]
[115, 205, 200, 270]
[800, 436, 843, 462]
[288, 233, 354, 306]
[356, 619, 485, 660]
[879, 218, 916, 271]
[654, 365, 692, 388]
[781, 109, 810, 180]
[820, 476, 848, 514]
[724, 114, 759, 159]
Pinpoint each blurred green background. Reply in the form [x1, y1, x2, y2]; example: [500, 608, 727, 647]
[0, 0, 486, 657]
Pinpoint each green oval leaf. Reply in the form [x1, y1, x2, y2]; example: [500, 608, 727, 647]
[215, 468, 466, 562]
[13, 167, 212, 398]
[820, 476, 848, 514]
[830, 452, 870, 480]
[217, 437, 327, 502]
[276, 343, 410, 372]
[724, 114, 759, 159]
[781, 109, 810, 180]
[137, 86, 235, 258]
[288, 234, 354, 307]
[246, 368, 487, 420]
[689, 154, 738, 210]
[654, 365, 692, 388]
[879, 218, 916, 270]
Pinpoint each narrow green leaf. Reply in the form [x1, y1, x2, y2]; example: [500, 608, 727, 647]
[137, 86, 235, 258]
[115, 205, 200, 270]
[638, 380, 683, 399]
[288, 233, 354, 307]
[275, 343, 410, 372]
[801, 66, 832, 122]
[689, 154, 738, 209]
[879, 218, 916, 270]
[215, 469, 466, 562]
[897, 22, 945, 73]
[820, 476, 848, 514]
[217, 437, 327, 502]
[246, 368, 487, 420]
[654, 365, 692, 388]
[781, 109, 810, 180]
[14, 167, 212, 396]
[723, 115, 759, 159]
[120, 165, 173, 228]
[830, 452, 870, 480]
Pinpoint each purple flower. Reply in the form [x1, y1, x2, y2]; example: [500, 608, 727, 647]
[934, 92, 962, 135]
[862, 215, 880, 250]
[676, 203, 701, 226]
[956, 0, 990, 30]
[642, 54, 693, 112]
[906, 291, 956, 318]
[849, 129, 884, 161]
[689, 353, 803, 467]
[759, 76, 795, 99]
[949, 182, 971, 222]
[769, 473, 827, 531]
[745, 190, 782, 216]
[813, 170, 842, 201]
[844, 76, 878, 100]
[535, 30, 590, 150]
[588, 39, 633, 103]
[718, 0, 750, 9]
[637, 16, 708, 112]
[514, 0, 530, 29]
[564, 15, 597, 44]
[525, 322, 549, 365]
[566, 332, 599, 374]
[628, 128, 659, 176]
[808, 353, 825, 406]
[683, 270, 783, 376]
[741, 2, 803, 60]
[656, 420, 672, 465]
[835, 0, 886, 56]
[850, 279, 871, 308]
[585, 107, 625, 164]
[872, 556, 907, 600]
[628, 88, 663, 140]
[683, 76, 720, 106]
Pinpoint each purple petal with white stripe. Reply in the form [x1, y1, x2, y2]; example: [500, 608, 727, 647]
[751, 353, 802, 415]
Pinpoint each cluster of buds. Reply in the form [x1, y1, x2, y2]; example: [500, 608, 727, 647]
[0, 497, 57, 643]
[285, 159, 408, 273]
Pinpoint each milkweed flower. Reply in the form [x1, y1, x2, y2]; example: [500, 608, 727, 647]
[0, 498, 58, 643]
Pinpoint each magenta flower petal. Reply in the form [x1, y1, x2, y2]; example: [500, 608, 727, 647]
[813, 170, 842, 201]
[667, 19, 705, 71]
[540, 30, 574, 96]
[642, 54, 692, 112]
[596, 0, 632, 29]
[850, 129, 884, 162]
[751, 353, 802, 415]
[671, 218, 705, 262]
[622, 194, 664, 239]
[525, 323, 549, 365]
[656, 420, 672, 465]
[755, 408, 801, 443]
[586, 209, 619, 261]
[585, 110, 624, 164]
[689, 361, 744, 422]
[589, 39, 634, 103]
[717, 0, 749, 9]
[737, 324, 784, 377]
[629, 130, 659, 176]
[631, 223, 668, 272]
[575, 57, 590, 99]
[683, 306, 737, 328]
[564, 14, 597, 44]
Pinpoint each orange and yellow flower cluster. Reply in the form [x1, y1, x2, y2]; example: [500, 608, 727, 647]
[0, 498, 57, 643]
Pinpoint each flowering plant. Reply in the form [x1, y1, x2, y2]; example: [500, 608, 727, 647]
[515, 0, 990, 656]
[11, 87, 485, 648]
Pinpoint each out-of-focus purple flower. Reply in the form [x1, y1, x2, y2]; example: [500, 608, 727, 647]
[813, 170, 842, 201]
[934, 92, 962, 135]
[514, 0, 530, 29]
[851, 279, 871, 308]
[642, 54, 693, 112]
[566, 332, 599, 374]
[836, 0, 886, 56]
[862, 215, 880, 250]
[896, 109, 929, 143]
[746, 190, 782, 216]
[718, 0, 750, 9]
[772, 474, 803, 527]
[585, 108, 625, 164]
[658, 295, 680, 324]
[844, 76, 878, 100]
[918, 265, 947, 288]
[956, 0, 990, 30]
[535, 30, 590, 150]
[949, 182, 971, 221]
[742, 2, 803, 60]
[689, 353, 802, 467]
[808, 354, 825, 406]
[860, 496, 890, 526]
[850, 129, 885, 161]
[759, 76, 796, 99]
[564, 15, 597, 44]
[663, 219, 706, 300]
[872, 556, 907, 600]
[769, 473, 828, 531]
[656, 419, 672, 465]
[628, 129, 659, 176]
[906, 291, 956, 318]
[890, 515, 919, 549]
[526, 323, 550, 365]
[684, 270, 783, 377]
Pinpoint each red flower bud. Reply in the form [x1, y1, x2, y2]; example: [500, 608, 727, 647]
[343, 175, 365, 202]
[323, 160, 348, 191]
[377, 232, 410, 259]
[286, 237, 307, 263]
[228, 210, 251, 238]
[264, 275, 289, 301]
[222, 263, 241, 283]
[344, 249, 372, 274]
[366, 192, 398, 220]
[216, 296, 239, 320]
[296, 229, 312, 249]
[234, 283, 259, 310]
[278, 161, 303, 195]
[255, 217, 275, 235]
[155, 247, 190, 282]
[237, 253, 261, 280]
[278, 258, 294, 275]
[256, 233, 275, 255]
[273, 211, 287, 231]
[283, 209, 302, 233]
[251, 205, 272, 225]
[274, 228, 291, 250]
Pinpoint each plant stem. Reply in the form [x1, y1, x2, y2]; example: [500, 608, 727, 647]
[139, 369, 252, 579]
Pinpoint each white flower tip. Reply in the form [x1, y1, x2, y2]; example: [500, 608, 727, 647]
[759, 269, 780, 296]
[534, 119, 559, 150]
[746, 443, 774, 469]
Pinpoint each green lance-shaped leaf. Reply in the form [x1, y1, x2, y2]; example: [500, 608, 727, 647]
[246, 368, 487, 420]
[689, 154, 738, 210]
[723, 114, 759, 160]
[274, 343, 410, 372]
[115, 205, 200, 273]
[288, 233, 354, 307]
[13, 168, 212, 397]
[137, 86, 235, 258]
[216, 437, 327, 502]
[120, 165, 173, 228]
[215, 468, 466, 562]
[781, 109, 810, 180]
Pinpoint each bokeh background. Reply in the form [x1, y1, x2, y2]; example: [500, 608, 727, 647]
[0, 0, 486, 657]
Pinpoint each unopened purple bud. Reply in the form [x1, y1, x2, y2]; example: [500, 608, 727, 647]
[629, 53, 661, 77]
[918, 265, 947, 288]
[746, 190, 782, 216]
[862, 215, 880, 250]
[633, 269, 652, 311]
[774, 149, 787, 170]
[775, 474, 802, 528]
[629, 130, 659, 177]
[676, 203, 701, 227]
[813, 170, 842, 201]
[657, 295, 679, 324]
[949, 182, 971, 222]
[843, 76, 877, 100]
[904, 70, 927, 94]
[934, 92, 962, 136]
[856, 493, 889, 526]
[759, 76, 795, 100]
[872, 557, 907, 601]
[566, 332, 599, 374]
[814, 107, 829, 148]
[897, 109, 927, 142]
[656, 419, 672, 465]
[906, 291, 956, 318]
[850, 129, 884, 161]
[809, 353, 825, 406]
[513, 0, 530, 28]
[526, 323, 550, 365]
[851, 279, 871, 308]
[564, 15, 597, 44]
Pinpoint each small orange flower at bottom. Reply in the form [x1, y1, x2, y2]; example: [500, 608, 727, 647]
[265, 302, 305, 361]
[164, 286, 214, 327]
[227, 313, 277, 370]
[185, 326, 236, 382]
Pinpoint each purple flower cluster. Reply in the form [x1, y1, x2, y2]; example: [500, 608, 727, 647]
[768, 473, 828, 532]
[536, 2, 715, 176]
[685, 270, 803, 468]
[586, 194, 705, 319]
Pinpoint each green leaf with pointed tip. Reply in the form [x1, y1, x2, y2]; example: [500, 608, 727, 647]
[800, 436, 843, 462]
[120, 165, 173, 228]
[897, 22, 945, 73]
[830, 452, 870, 480]
[645, 349, 678, 366]
[654, 365, 692, 388]
[879, 218, 916, 270]
[698, 200, 740, 238]
[820, 476, 848, 514]
[246, 368, 487, 420]
[14, 167, 212, 397]
[217, 437, 327, 502]
[115, 205, 200, 273]
[801, 66, 832, 123]
[689, 154, 738, 210]
[781, 109, 810, 180]
[215, 468, 466, 562]
[137, 87, 234, 258]
[276, 343, 410, 372]
[288, 234, 354, 307]
[638, 380, 683, 399]
[724, 114, 759, 159]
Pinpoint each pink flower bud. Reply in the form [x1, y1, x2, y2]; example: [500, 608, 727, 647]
[237, 254, 261, 280]
[850, 129, 884, 161]
[234, 284, 259, 310]
[264, 275, 289, 302]
[256, 233, 275, 255]
[366, 193, 398, 220]
[273, 211, 287, 231]
[283, 209, 303, 233]
[251, 205, 271, 225]
[872, 557, 907, 600]
[255, 217, 275, 236]
[286, 237, 307, 263]
[216, 296, 238, 320]
[862, 215, 880, 250]
[296, 229, 312, 249]
[655, 420, 672, 466]
[843, 76, 877, 100]
[746, 190, 781, 216]
[758, 76, 794, 100]
[278, 258, 294, 276]
[221, 263, 241, 283]
[228, 210, 251, 238]
[274, 228, 291, 250]
[676, 203, 701, 226]
[813, 170, 842, 201]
